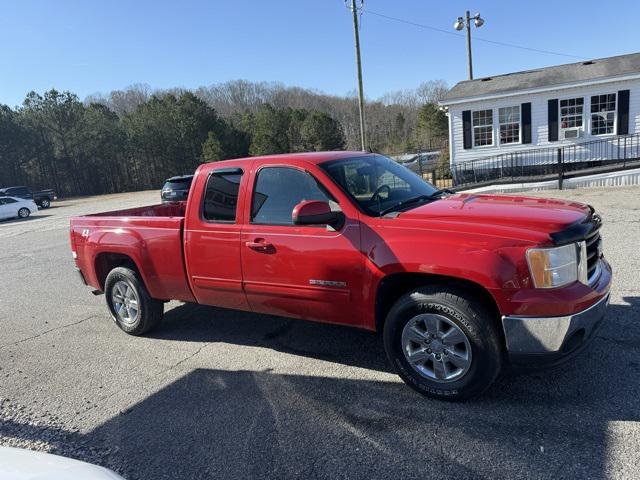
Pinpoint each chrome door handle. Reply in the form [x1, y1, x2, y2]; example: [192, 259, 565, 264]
[245, 238, 272, 251]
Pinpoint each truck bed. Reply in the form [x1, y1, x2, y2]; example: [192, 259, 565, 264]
[70, 203, 195, 303]
[86, 202, 186, 218]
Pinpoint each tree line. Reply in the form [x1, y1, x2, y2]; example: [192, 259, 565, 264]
[0, 80, 448, 197]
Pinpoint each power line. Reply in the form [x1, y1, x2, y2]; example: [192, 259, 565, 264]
[363, 9, 587, 60]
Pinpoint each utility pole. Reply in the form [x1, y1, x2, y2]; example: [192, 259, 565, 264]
[465, 11, 473, 80]
[349, 0, 367, 151]
[454, 11, 485, 80]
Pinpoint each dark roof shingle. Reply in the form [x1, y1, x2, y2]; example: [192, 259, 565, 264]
[441, 52, 640, 103]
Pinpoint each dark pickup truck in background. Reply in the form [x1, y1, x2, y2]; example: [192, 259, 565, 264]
[0, 186, 57, 208]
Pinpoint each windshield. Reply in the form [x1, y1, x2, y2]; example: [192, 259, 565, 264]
[320, 154, 438, 216]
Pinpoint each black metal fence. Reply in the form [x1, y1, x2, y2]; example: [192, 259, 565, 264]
[443, 133, 640, 190]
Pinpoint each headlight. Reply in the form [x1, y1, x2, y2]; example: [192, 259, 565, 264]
[526, 243, 579, 288]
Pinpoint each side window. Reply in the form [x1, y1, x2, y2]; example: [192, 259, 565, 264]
[590, 93, 616, 135]
[251, 167, 332, 225]
[560, 98, 584, 133]
[498, 106, 520, 144]
[202, 171, 243, 222]
[472, 109, 493, 146]
[4, 198, 17, 204]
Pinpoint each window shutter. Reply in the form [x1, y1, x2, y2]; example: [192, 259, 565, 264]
[462, 110, 472, 149]
[521, 102, 532, 144]
[548, 99, 558, 141]
[617, 90, 630, 135]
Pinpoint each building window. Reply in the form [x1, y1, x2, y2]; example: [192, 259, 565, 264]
[472, 109, 493, 146]
[499, 106, 520, 144]
[560, 98, 584, 134]
[590, 93, 616, 135]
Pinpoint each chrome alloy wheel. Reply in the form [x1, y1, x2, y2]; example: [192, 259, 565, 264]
[401, 313, 472, 383]
[111, 280, 140, 326]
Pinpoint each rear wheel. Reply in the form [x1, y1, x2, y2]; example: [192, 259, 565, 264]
[105, 267, 164, 335]
[383, 286, 503, 401]
[18, 208, 30, 218]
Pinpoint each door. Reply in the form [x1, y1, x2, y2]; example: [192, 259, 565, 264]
[183, 166, 251, 311]
[241, 164, 364, 327]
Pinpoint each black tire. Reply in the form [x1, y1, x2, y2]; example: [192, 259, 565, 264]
[383, 286, 503, 401]
[104, 266, 164, 335]
[40, 198, 50, 208]
[18, 208, 30, 218]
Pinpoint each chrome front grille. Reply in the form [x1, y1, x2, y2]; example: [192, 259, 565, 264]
[584, 213, 602, 282]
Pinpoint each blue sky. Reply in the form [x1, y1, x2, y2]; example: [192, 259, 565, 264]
[1, 0, 638, 107]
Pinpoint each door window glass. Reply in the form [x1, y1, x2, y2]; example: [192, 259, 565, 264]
[202, 171, 243, 222]
[251, 167, 332, 225]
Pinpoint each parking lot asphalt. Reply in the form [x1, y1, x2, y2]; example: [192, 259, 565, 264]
[0, 187, 639, 480]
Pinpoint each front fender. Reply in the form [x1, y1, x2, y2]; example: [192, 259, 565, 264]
[365, 230, 531, 291]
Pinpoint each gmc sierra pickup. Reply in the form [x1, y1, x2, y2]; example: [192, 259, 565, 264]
[70, 152, 612, 400]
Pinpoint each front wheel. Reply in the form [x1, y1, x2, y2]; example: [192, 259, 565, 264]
[105, 267, 164, 335]
[18, 208, 30, 218]
[383, 286, 503, 401]
[40, 198, 50, 208]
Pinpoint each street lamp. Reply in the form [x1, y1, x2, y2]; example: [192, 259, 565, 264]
[454, 11, 485, 80]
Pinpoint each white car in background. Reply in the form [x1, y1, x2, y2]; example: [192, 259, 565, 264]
[0, 447, 125, 479]
[0, 196, 38, 221]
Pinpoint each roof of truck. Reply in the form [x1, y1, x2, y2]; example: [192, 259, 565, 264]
[208, 151, 372, 167]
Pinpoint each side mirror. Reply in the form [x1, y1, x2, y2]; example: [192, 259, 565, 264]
[292, 200, 344, 229]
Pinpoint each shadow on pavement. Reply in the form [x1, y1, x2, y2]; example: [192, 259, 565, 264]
[3, 297, 639, 480]
[151, 301, 391, 374]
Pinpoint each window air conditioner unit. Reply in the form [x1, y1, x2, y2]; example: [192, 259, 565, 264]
[561, 127, 583, 140]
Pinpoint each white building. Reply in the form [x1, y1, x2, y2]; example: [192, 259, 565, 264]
[439, 52, 640, 167]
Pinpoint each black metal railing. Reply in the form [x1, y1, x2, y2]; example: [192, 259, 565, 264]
[396, 134, 640, 189]
[444, 133, 640, 190]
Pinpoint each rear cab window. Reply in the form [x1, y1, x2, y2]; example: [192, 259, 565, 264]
[202, 170, 243, 222]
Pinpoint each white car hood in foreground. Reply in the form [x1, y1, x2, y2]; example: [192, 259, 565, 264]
[0, 447, 124, 480]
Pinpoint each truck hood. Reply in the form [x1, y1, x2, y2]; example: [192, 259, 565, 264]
[397, 193, 590, 238]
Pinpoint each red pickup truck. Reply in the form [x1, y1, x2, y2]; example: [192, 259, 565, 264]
[70, 152, 611, 400]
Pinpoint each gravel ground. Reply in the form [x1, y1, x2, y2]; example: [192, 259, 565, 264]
[0, 187, 639, 479]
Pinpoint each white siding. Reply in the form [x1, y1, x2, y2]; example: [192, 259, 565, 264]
[447, 78, 640, 165]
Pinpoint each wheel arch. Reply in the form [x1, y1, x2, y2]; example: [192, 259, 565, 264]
[94, 252, 141, 291]
[374, 272, 502, 333]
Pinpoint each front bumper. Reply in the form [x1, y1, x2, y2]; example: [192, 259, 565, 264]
[502, 292, 610, 367]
